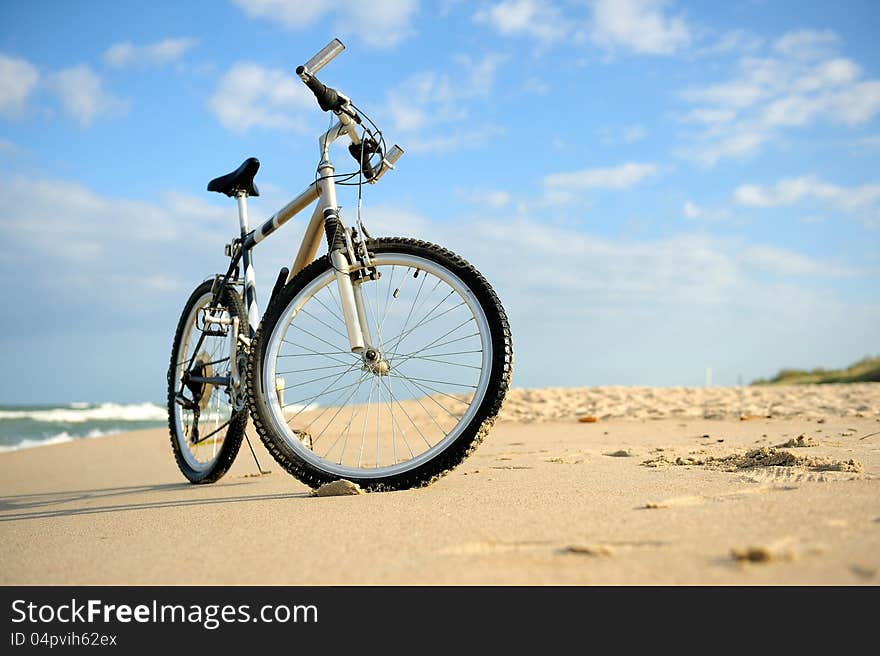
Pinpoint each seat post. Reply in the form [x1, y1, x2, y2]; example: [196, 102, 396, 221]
[235, 190, 259, 336]
[235, 190, 250, 235]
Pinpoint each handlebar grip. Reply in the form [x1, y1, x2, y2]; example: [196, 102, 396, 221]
[297, 70, 342, 112]
[385, 145, 404, 165]
[302, 38, 345, 76]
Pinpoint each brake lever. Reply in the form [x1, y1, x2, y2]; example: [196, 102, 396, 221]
[349, 137, 380, 181]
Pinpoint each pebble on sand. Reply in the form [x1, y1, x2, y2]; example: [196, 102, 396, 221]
[313, 479, 364, 497]
[578, 416, 599, 423]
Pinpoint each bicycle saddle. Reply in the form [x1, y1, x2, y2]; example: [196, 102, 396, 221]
[207, 157, 260, 197]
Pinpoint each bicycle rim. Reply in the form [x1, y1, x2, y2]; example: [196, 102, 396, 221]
[261, 252, 493, 479]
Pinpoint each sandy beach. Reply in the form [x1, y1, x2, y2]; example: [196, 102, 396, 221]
[1, 383, 878, 585]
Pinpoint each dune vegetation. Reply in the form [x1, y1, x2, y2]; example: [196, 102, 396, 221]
[752, 355, 880, 385]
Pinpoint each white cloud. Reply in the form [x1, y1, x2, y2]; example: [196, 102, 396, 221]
[404, 126, 506, 154]
[103, 37, 199, 68]
[206, 62, 314, 132]
[696, 29, 764, 57]
[622, 123, 647, 143]
[591, 0, 691, 55]
[456, 188, 512, 209]
[733, 175, 880, 228]
[682, 200, 731, 222]
[544, 162, 659, 192]
[678, 30, 880, 164]
[0, 54, 40, 117]
[734, 175, 880, 208]
[473, 0, 569, 42]
[683, 201, 701, 219]
[231, 0, 418, 48]
[773, 29, 839, 60]
[385, 53, 506, 152]
[742, 244, 857, 277]
[48, 65, 127, 127]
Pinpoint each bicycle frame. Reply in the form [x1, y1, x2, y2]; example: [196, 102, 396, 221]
[226, 111, 402, 354]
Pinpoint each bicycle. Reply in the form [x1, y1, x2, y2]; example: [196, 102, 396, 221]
[167, 39, 513, 491]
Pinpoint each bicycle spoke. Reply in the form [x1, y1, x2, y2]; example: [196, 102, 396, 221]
[287, 323, 351, 357]
[282, 362, 362, 423]
[281, 339, 355, 366]
[319, 376, 369, 459]
[380, 376, 414, 459]
[298, 307, 350, 343]
[387, 371, 473, 406]
[306, 372, 370, 439]
[311, 291, 347, 329]
[190, 419, 230, 446]
[383, 288, 455, 354]
[357, 378, 376, 467]
[384, 298, 465, 353]
[389, 372, 461, 421]
[280, 367, 360, 392]
[391, 373, 448, 437]
[399, 355, 482, 370]
[389, 318, 476, 365]
[277, 362, 354, 375]
[378, 264, 397, 339]
[392, 331, 481, 362]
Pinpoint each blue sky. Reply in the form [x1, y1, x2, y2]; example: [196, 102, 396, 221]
[1, 0, 878, 403]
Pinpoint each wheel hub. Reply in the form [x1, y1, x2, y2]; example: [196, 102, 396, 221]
[362, 348, 390, 376]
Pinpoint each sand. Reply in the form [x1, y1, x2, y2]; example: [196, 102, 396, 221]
[1, 383, 878, 585]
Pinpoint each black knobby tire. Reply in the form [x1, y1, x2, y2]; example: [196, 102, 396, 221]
[247, 238, 513, 491]
[167, 280, 248, 484]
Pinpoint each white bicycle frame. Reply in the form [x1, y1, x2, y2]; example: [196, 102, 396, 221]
[228, 40, 403, 356]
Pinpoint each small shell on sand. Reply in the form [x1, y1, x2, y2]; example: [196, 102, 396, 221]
[604, 449, 633, 457]
[578, 416, 599, 423]
[313, 479, 364, 497]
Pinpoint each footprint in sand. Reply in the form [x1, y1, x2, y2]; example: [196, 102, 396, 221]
[560, 544, 614, 557]
[849, 564, 876, 580]
[729, 538, 823, 564]
[643, 495, 704, 509]
[439, 540, 550, 556]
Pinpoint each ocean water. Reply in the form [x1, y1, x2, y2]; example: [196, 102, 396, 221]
[0, 402, 167, 452]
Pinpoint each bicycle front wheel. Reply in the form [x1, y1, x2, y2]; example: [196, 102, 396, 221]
[247, 238, 512, 491]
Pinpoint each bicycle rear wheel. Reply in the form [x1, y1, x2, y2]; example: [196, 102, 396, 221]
[167, 280, 247, 483]
[247, 238, 513, 491]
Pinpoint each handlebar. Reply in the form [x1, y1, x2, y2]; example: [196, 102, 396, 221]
[297, 38, 405, 181]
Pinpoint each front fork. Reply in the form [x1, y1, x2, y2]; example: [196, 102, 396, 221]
[330, 248, 377, 352]
[317, 149, 375, 353]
